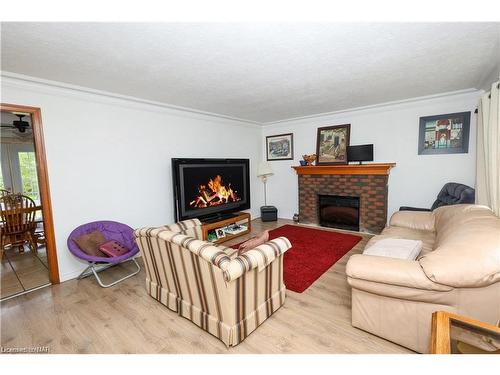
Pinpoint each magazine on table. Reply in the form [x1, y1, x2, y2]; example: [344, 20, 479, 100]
[223, 223, 248, 235]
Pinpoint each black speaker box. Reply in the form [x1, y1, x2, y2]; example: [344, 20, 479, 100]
[260, 205, 278, 222]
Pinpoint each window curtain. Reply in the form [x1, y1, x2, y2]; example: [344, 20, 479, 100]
[476, 79, 500, 216]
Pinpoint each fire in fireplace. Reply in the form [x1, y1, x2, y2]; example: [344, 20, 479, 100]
[318, 194, 360, 231]
[190, 175, 241, 208]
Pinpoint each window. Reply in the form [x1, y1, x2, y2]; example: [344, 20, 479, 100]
[18, 151, 40, 202]
[0, 171, 5, 190]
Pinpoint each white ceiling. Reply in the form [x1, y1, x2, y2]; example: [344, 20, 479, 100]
[1, 22, 499, 123]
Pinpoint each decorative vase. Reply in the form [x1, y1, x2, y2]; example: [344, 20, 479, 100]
[293, 213, 299, 223]
[302, 154, 317, 166]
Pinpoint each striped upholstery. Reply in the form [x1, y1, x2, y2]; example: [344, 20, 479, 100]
[134, 218, 292, 347]
[160, 218, 202, 238]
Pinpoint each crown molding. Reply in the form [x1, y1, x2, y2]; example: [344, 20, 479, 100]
[263, 88, 483, 126]
[0, 71, 263, 127]
[2, 71, 484, 128]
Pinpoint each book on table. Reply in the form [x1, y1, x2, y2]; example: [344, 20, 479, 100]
[223, 224, 248, 235]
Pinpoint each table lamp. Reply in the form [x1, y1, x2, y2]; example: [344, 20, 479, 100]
[257, 162, 278, 222]
[257, 162, 274, 206]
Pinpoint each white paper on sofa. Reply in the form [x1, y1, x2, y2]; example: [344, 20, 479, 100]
[363, 238, 423, 260]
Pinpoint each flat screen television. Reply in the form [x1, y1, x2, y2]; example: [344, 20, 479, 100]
[347, 144, 374, 164]
[172, 158, 250, 221]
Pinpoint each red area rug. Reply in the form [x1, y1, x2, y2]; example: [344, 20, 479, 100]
[235, 224, 362, 293]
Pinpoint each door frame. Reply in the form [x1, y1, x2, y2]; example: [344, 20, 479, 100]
[1, 103, 60, 284]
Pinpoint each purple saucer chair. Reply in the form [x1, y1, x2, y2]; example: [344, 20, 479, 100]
[67, 220, 140, 288]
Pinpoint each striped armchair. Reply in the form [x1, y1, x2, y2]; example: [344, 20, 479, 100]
[134, 218, 291, 347]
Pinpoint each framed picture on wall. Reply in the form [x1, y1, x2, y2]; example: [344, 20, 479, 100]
[316, 124, 351, 165]
[266, 133, 294, 161]
[418, 112, 471, 155]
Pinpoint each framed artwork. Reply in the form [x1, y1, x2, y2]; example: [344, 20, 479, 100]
[418, 112, 470, 155]
[207, 229, 218, 242]
[316, 124, 351, 165]
[216, 228, 226, 239]
[266, 133, 294, 161]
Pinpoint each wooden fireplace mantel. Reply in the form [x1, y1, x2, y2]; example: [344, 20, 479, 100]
[292, 163, 396, 176]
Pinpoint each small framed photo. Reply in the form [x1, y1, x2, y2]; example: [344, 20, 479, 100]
[316, 124, 350, 165]
[266, 133, 294, 161]
[207, 229, 218, 242]
[216, 228, 226, 239]
[418, 112, 470, 155]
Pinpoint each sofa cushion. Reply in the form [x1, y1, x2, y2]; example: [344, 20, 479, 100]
[238, 230, 269, 253]
[217, 243, 239, 259]
[389, 210, 435, 232]
[363, 238, 422, 260]
[420, 204, 500, 288]
[73, 230, 108, 257]
[433, 204, 494, 246]
[366, 226, 435, 257]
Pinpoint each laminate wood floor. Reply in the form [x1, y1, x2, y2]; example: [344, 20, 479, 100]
[1, 246, 50, 300]
[0, 219, 413, 354]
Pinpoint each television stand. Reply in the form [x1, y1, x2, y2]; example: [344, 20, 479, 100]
[201, 212, 251, 245]
[201, 212, 238, 224]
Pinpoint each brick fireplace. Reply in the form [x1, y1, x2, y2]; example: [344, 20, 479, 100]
[292, 164, 395, 234]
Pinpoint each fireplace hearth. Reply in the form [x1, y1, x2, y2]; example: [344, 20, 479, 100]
[292, 164, 395, 234]
[319, 194, 360, 231]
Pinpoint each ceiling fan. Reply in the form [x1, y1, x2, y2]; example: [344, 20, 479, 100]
[1, 114, 30, 133]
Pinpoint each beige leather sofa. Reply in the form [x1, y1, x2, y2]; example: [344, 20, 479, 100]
[346, 204, 500, 353]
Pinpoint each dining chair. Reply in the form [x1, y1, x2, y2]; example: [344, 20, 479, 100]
[0, 188, 12, 198]
[0, 194, 38, 259]
[33, 221, 46, 249]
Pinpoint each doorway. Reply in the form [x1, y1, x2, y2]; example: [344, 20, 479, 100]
[1, 104, 59, 300]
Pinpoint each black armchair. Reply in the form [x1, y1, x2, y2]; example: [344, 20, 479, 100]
[399, 182, 475, 212]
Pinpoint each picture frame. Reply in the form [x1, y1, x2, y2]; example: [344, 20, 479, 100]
[315, 124, 351, 165]
[266, 133, 294, 161]
[216, 228, 226, 239]
[418, 112, 470, 155]
[207, 229, 218, 242]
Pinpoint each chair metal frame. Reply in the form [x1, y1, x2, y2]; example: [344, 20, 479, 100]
[77, 258, 141, 288]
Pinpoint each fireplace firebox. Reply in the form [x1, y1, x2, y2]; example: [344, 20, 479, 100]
[318, 194, 360, 231]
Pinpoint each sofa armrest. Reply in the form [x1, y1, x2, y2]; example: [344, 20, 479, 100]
[389, 210, 435, 231]
[223, 237, 292, 282]
[346, 254, 452, 291]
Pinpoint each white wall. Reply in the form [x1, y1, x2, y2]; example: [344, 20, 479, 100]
[1, 76, 264, 282]
[262, 91, 482, 221]
[1, 74, 483, 282]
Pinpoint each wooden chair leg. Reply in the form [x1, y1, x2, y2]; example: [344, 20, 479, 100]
[0, 235, 5, 261]
[28, 233, 38, 254]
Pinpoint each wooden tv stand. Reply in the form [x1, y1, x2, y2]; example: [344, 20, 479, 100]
[201, 212, 251, 245]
